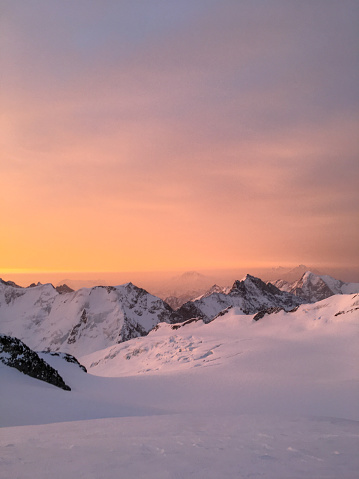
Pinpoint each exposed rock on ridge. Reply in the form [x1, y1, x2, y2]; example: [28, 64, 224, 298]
[55, 284, 74, 294]
[272, 271, 359, 303]
[176, 274, 303, 323]
[40, 351, 87, 372]
[0, 280, 182, 356]
[0, 334, 71, 390]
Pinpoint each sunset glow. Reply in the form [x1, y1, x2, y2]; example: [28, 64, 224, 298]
[1, 1, 358, 277]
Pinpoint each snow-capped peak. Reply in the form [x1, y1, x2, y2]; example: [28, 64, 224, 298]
[274, 271, 359, 303]
[177, 274, 303, 323]
[0, 280, 178, 357]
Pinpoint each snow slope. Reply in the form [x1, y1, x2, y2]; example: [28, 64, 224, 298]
[82, 294, 359, 391]
[1, 293, 358, 478]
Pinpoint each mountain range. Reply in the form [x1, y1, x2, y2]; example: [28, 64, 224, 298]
[1, 270, 358, 361]
[1, 270, 359, 479]
[0, 273, 301, 357]
[146, 265, 337, 308]
[0, 280, 178, 357]
[176, 274, 304, 323]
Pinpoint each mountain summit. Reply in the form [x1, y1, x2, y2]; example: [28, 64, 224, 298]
[177, 274, 303, 323]
[0, 281, 179, 357]
[273, 271, 359, 303]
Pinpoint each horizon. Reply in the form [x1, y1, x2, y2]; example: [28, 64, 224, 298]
[2, 263, 359, 289]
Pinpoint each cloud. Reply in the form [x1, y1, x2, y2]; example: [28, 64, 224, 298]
[1, 1, 358, 271]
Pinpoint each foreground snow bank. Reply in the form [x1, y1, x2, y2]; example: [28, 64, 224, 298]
[1, 414, 358, 479]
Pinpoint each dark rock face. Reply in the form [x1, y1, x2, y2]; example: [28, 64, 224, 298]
[55, 284, 74, 294]
[253, 307, 284, 321]
[174, 274, 303, 324]
[253, 305, 300, 321]
[176, 302, 207, 323]
[0, 278, 21, 288]
[41, 351, 87, 373]
[288, 273, 335, 303]
[118, 316, 148, 342]
[212, 306, 233, 320]
[3, 287, 26, 305]
[229, 275, 303, 314]
[170, 317, 203, 330]
[0, 334, 71, 391]
[67, 309, 88, 344]
[272, 271, 359, 303]
[27, 282, 43, 288]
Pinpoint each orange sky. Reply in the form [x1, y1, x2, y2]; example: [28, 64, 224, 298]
[1, 1, 358, 276]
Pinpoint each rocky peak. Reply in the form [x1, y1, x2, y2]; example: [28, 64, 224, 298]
[55, 284, 74, 294]
[272, 271, 359, 303]
[27, 282, 43, 288]
[174, 274, 303, 324]
[0, 278, 21, 288]
[289, 271, 336, 303]
[194, 284, 228, 301]
[208, 284, 226, 294]
[230, 274, 280, 297]
[270, 279, 291, 291]
[0, 279, 182, 356]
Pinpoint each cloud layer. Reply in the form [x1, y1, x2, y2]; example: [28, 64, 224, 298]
[1, 1, 358, 272]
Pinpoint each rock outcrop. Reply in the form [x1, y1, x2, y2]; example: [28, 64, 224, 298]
[0, 334, 71, 390]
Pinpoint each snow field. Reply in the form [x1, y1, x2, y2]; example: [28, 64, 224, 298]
[1, 293, 358, 478]
[1, 415, 358, 479]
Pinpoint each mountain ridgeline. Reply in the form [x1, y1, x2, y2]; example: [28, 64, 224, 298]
[271, 271, 359, 303]
[1, 272, 358, 358]
[176, 274, 304, 323]
[0, 280, 180, 357]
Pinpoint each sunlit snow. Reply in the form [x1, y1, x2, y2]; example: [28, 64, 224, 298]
[1, 293, 358, 478]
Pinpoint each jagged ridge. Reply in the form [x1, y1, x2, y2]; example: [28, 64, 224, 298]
[272, 271, 359, 303]
[0, 280, 181, 356]
[177, 274, 303, 323]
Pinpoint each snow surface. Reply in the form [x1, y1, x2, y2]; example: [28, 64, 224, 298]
[1, 414, 358, 479]
[1, 294, 359, 478]
[320, 274, 359, 294]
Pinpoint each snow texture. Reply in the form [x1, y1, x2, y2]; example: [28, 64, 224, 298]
[1, 293, 358, 478]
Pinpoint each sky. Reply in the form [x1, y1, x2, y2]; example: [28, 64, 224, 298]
[1, 0, 358, 277]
